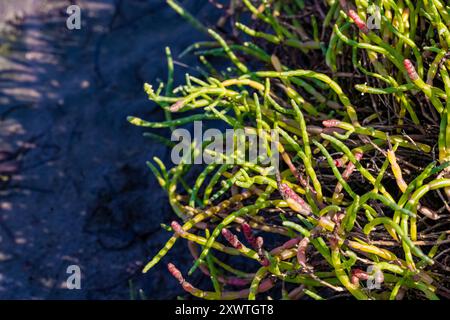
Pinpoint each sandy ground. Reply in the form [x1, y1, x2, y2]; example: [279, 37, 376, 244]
[0, 0, 219, 299]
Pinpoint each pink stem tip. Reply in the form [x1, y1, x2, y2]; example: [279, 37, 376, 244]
[348, 10, 369, 34]
[171, 221, 186, 236]
[221, 228, 243, 249]
[404, 59, 419, 81]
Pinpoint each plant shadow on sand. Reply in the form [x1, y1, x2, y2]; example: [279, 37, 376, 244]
[0, 0, 221, 299]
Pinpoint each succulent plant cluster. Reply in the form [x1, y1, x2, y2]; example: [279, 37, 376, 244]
[129, 0, 450, 300]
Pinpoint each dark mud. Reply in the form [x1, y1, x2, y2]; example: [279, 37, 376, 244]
[0, 0, 219, 299]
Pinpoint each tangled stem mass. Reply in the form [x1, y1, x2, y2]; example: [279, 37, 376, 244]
[129, 0, 450, 300]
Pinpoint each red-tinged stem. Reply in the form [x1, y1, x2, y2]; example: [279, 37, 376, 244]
[256, 236, 270, 266]
[297, 237, 311, 270]
[242, 223, 269, 266]
[278, 182, 312, 216]
[187, 241, 251, 287]
[323, 119, 342, 128]
[270, 237, 301, 256]
[168, 262, 275, 299]
[334, 158, 345, 167]
[350, 268, 369, 285]
[168, 262, 185, 283]
[171, 220, 186, 236]
[242, 223, 258, 249]
[222, 228, 243, 249]
[348, 9, 369, 34]
[342, 152, 363, 180]
[169, 99, 186, 112]
[404, 59, 419, 81]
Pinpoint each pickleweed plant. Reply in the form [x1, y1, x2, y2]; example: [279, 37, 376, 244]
[129, 0, 450, 300]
